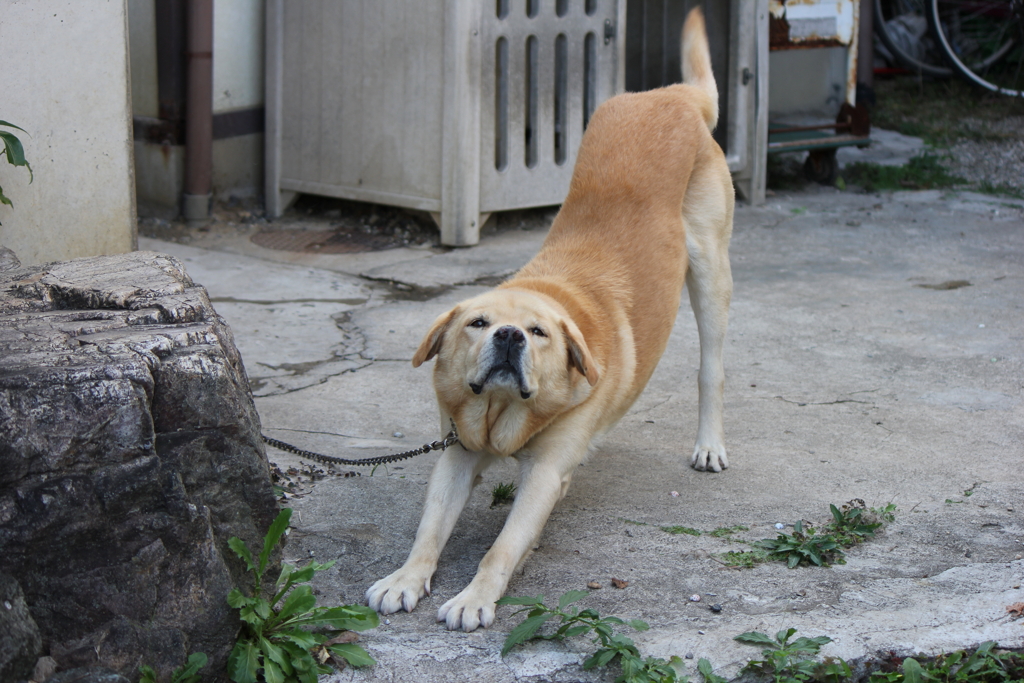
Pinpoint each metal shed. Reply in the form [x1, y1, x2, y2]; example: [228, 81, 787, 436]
[266, 0, 768, 246]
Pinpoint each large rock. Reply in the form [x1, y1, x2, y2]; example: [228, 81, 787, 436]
[0, 251, 279, 680]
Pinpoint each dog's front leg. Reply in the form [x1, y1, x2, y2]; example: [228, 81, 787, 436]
[437, 438, 583, 632]
[366, 444, 496, 615]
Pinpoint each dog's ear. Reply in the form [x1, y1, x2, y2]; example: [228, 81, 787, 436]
[560, 318, 599, 386]
[412, 306, 461, 367]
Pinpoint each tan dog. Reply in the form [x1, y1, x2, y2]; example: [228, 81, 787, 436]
[366, 8, 733, 632]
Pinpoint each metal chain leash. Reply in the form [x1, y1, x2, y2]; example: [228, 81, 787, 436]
[260, 419, 459, 468]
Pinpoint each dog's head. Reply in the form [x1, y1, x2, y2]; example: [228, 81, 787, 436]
[413, 289, 599, 456]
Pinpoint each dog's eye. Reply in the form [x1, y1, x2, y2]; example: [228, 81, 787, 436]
[469, 318, 488, 328]
[530, 326, 546, 337]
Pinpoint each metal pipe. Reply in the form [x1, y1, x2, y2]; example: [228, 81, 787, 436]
[183, 0, 213, 225]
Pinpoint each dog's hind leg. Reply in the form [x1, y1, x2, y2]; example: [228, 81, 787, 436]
[366, 444, 497, 615]
[683, 167, 734, 472]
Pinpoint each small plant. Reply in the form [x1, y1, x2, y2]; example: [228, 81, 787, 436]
[660, 525, 702, 536]
[867, 641, 1024, 683]
[720, 548, 771, 568]
[0, 120, 33, 220]
[825, 502, 884, 547]
[497, 591, 718, 682]
[709, 525, 749, 538]
[227, 508, 379, 683]
[139, 653, 207, 683]
[491, 481, 517, 507]
[842, 154, 964, 193]
[742, 503, 896, 569]
[754, 520, 845, 568]
[736, 628, 850, 683]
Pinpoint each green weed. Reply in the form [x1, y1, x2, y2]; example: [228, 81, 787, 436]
[139, 653, 207, 683]
[497, 591, 717, 682]
[226, 508, 378, 683]
[709, 525, 749, 538]
[754, 520, 845, 568]
[843, 154, 965, 193]
[868, 641, 1024, 682]
[736, 628, 850, 683]
[660, 526, 702, 536]
[491, 482, 517, 507]
[721, 548, 772, 568]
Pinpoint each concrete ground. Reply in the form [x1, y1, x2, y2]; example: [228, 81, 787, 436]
[141, 153, 1023, 681]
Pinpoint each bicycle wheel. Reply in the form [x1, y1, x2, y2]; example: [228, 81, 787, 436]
[927, 0, 1024, 95]
[875, 0, 953, 77]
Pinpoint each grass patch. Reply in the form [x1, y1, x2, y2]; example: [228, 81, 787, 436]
[975, 180, 1024, 200]
[491, 482, 517, 507]
[873, 75, 1024, 147]
[709, 524, 749, 538]
[660, 525, 702, 536]
[721, 548, 771, 568]
[842, 153, 965, 192]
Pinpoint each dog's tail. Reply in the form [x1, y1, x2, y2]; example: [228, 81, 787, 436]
[680, 7, 718, 131]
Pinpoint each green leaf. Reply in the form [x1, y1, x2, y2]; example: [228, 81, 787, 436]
[313, 604, 380, 631]
[278, 628, 323, 651]
[776, 628, 798, 645]
[628, 619, 650, 632]
[227, 640, 259, 683]
[902, 657, 924, 683]
[138, 665, 157, 683]
[229, 537, 255, 573]
[558, 590, 590, 609]
[262, 659, 285, 683]
[582, 647, 620, 670]
[562, 625, 591, 638]
[0, 184, 12, 210]
[699, 657, 728, 683]
[172, 652, 207, 683]
[496, 595, 545, 607]
[787, 552, 801, 568]
[259, 508, 293, 575]
[239, 604, 266, 626]
[329, 642, 377, 668]
[501, 612, 555, 656]
[791, 635, 832, 653]
[0, 131, 32, 182]
[227, 588, 253, 609]
[0, 120, 28, 133]
[274, 584, 316, 623]
[735, 631, 778, 648]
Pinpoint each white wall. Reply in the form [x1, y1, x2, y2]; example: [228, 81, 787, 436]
[213, 0, 265, 113]
[0, 0, 136, 265]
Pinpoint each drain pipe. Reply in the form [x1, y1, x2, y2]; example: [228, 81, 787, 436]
[183, 0, 213, 226]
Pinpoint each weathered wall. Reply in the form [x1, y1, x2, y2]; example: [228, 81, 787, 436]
[0, 1, 137, 265]
[769, 46, 849, 117]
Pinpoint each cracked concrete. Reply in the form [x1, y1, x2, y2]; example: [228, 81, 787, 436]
[139, 179, 1023, 681]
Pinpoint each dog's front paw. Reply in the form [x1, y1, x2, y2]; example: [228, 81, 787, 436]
[691, 442, 728, 472]
[436, 584, 498, 632]
[366, 568, 432, 615]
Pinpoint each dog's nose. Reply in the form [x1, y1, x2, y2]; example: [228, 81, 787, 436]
[493, 326, 525, 346]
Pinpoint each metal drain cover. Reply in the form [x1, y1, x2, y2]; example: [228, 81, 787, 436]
[251, 228, 401, 253]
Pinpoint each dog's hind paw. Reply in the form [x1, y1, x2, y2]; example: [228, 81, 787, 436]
[366, 569, 431, 615]
[437, 586, 497, 632]
[691, 443, 728, 472]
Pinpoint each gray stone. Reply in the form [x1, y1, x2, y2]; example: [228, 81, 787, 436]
[0, 572, 42, 682]
[0, 251, 279, 681]
[47, 669, 130, 683]
[0, 246, 20, 273]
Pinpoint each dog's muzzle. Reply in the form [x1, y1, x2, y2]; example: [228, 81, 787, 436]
[469, 325, 532, 399]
